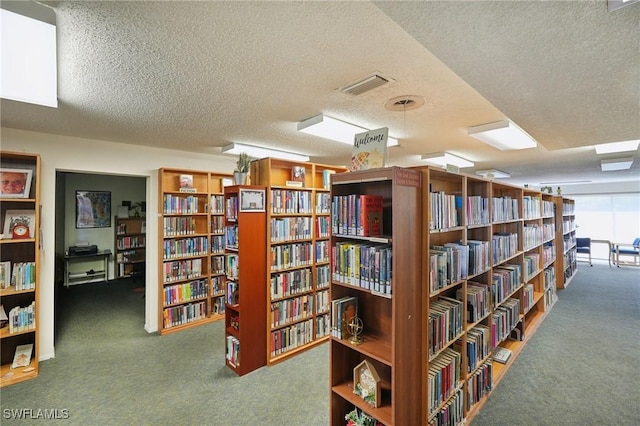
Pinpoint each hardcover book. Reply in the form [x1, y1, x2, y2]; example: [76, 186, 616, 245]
[358, 195, 383, 237]
[291, 166, 306, 183]
[350, 127, 388, 171]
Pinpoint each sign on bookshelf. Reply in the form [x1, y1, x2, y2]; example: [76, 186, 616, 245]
[350, 127, 388, 171]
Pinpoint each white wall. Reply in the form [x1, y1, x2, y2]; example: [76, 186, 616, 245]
[1, 127, 235, 362]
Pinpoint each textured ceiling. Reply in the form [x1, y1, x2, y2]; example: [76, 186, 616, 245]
[1, 0, 639, 187]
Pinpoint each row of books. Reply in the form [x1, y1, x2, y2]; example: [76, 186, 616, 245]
[270, 294, 313, 327]
[542, 199, 555, 217]
[270, 267, 313, 300]
[6, 301, 36, 333]
[226, 280, 238, 305]
[459, 324, 491, 373]
[523, 254, 541, 281]
[491, 298, 520, 346]
[459, 282, 490, 323]
[427, 347, 462, 416]
[163, 279, 209, 306]
[226, 335, 240, 367]
[116, 235, 145, 250]
[162, 301, 207, 328]
[492, 264, 522, 306]
[226, 254, 238, 280]
[0, 261, 36, 290]
[162, 236, 208, 260]
[211, 235, 224, 254]
[543, 265, 556, 290]
[467, 195, 489, 227]
[162, 216, 197, 236]
[211, 276, 224, 295]
[430, 191, 461, 230]
[315, 289, 330, 315]
[225, 225, 239, 249]
[316, 216, 330, 238]
[523, 224, 543, 250]
[429, 387, 464, 426]
[563, 218, 576, 234]
[270, 217, 313, 242]
[563, 234, 577, 252]
[429, 241, 490, 293]
[226, 196, 238, 220]
[269, 242, 313, 271]
[522, 283, 535, 312]
[467, 361, 492, 411]
[332, 242, 392, 295]
[270, 189, 313, 214]
[522, 195, 542, 219]
[316, 192, 331, 214]
[330, 296, 358, 339]
[270, 318, 314, 357]
[315, 312, 330, 339]
[163, 194, 202, 214]
[211, 255, 225, 275]
[331, 194, 383, 237]
[428, 297, 464, 357]
[543, 223, 555, 241]
[210, 215, 224, 234]
[315, 241, 329, 263]
[209, 195, 224, 214]
[316, 264, 330, 289]
[162, 258, 203, 283]
[491, 196, 519, 222]
[492, 232, 519, 264]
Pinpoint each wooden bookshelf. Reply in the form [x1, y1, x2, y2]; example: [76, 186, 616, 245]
[157, 168, 232, 334]
[554, 196, 577, 289]
[250, 158, 347, 365]
[326, 165, 560, 424]
[223, 185, 267, 376]
[329, 167, 423, 425]
[0, 151, 40, 387]
[114, 216, 146, 279]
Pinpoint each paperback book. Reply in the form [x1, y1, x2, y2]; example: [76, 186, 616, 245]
[492, 346, 512, 364]
[11, 343, 33, 369]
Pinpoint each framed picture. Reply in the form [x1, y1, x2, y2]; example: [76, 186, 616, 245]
[239, 188, 265, 212]
[0, 168, 33, 199]
[76, 190, 111, 229]
[3, 210, 36, 239]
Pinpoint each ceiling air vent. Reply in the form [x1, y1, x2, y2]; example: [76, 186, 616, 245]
[340, 73, 393, 96]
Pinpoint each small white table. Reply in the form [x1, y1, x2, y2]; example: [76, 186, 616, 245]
[63, 250, 111, 287]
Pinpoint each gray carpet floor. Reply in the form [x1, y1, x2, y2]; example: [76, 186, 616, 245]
[0, 261, 638, 425]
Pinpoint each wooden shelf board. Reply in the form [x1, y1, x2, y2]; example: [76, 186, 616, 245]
[0, 362, 38, 388]
[267, 336, 328, 365]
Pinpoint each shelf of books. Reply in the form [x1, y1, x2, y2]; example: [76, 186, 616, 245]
[554, 196, 577, 289]
[250, 158, 347, 365]
[157, 168, 232, 335]
[0, 151, 40, 387]
[223, 185, 267, 376]
[114, 216, 146, 279]
[329, 167, 424, 425]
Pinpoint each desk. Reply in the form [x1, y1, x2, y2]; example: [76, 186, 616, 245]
[64, 250, 112, 287]
[591, 239, 612, 268]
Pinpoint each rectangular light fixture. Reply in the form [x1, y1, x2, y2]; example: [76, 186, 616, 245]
[221, 143, 310, 162]
[476, 169, 511, 179]
[1, 8, 57, 107]
[297, 114, 399, 147]
[594, 139, 640, 154]
[421, 152, 474, 168]
[600, 157, 634, 171]
[468, 120, 537, 150]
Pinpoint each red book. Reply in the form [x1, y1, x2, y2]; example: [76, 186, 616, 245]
[358, 195, 383, 237]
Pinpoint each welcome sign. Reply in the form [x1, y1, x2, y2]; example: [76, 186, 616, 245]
[350, 127, 388, 171]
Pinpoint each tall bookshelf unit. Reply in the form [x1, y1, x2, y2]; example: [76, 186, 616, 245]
[250, 158, 347, 365]
[554, 196, 577, 289]
[223, 185, 267, 376]
[329, 165, 560, 424]
[158, 168, 232, 334]
[114, 216, 146, 279]
[0, 151, 40, 387]
[329, 167, 423, 425]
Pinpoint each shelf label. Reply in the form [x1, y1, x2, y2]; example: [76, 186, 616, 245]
[394, 168, 421, 187]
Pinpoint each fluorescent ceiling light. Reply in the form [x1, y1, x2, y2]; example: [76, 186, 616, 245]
[297, 114, 398, 147]
[221, 143, 309, 162]
[1, 9, 57, 107]
[476, 169, 511, 179]
[594, 139, 640, 154]
[421, 152, 474, 168]
[600, 157, 634, 171]
[468, 120, 537, 150]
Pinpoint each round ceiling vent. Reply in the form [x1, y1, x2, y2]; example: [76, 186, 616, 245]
[384, 95, 425, 112]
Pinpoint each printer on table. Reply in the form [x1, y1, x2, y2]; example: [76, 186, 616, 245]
[67, 244, 99, 256]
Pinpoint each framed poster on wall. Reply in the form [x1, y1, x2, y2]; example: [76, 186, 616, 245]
[76, 190, 111, 228]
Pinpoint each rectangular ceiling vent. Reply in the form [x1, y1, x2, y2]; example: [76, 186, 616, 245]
[340, 73, 393, 96]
